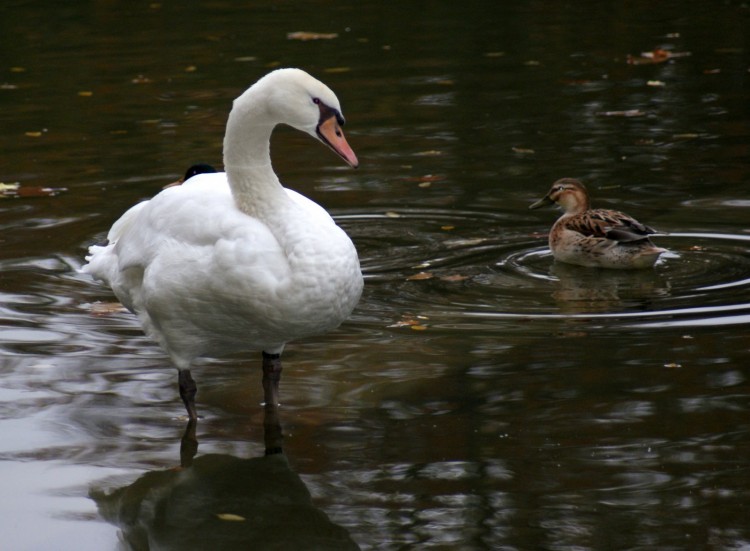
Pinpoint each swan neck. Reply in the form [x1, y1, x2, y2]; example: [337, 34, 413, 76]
[223, 99, 287, 217]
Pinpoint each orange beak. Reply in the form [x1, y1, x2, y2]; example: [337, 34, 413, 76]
[316, 116, 359, 168]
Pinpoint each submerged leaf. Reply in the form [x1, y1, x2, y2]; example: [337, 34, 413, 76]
[287, 31, 338, 41]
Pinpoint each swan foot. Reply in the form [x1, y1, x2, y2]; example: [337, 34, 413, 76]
[261, 351, 283, 409]
[178, 368, 198, 421]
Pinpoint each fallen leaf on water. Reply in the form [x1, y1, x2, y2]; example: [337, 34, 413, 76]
[414, 150, 443, 157]
[440, 274, 469, 282]
[388, 314, 428, 328]
[418, 182, 431, 188]
[13, 186, 67, 198]
[596, 109, 646, 118]
[410, 325, 428, 331]
[512, 147, 535, 154]
[441, 225, 455, 231]
[25, 131, 43, 137]
[664, 362, 682, 369]
[627, 48, 691, 65]
[184, 65, 197, 72]
[287, 31, 338, 41]
[647, 80, 666, 87]
[78, 90, 93, 96]
[407, 272, 433, 281]
[90, 302, 128, 315]
[0, 182, 20, 193]
[10, 67, 26, 73]
[234, 56, 257, 62]
[402, 174, 445, 183]
[216, 513, 246, 522]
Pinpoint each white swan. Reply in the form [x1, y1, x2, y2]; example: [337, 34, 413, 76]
[82, 69, 363, 420]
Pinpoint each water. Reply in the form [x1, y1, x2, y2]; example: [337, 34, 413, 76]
[2, 1, 750, 549]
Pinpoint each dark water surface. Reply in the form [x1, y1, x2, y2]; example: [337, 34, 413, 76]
[2, 1, 750, 549]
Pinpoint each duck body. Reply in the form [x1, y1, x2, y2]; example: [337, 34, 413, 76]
[530, 178, 666, 269]
[82, 69, 362, 418]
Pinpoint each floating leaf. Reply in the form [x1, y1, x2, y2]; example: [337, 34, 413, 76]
[90, 302, 128, 315]
[441, 225, 455, 231]
[440, 274, 469, 282]
[0, 182, 20, 193]
[25, 131, 43, 137]
[13, 186, 67, 198]
[626, 48, 690, 65]
[596, 109, 646, 118]
[646, 80, 666, 87]
[414, 150, 443, 157]
[10, 67, 26, 73]
[388, 314, 428, 328]
[410, 325, 428, 331]
[664, 362, 682, 369]
[287, 31, 338, 41]
[403, 174, 445, 183]
[78, 90, 93, 97]
[512, 147, 535, 154]
[216, 513, 246, 522]
[184, 65, 197, 72]
[406, 272, 433, 281]
[234, 56, 258, 62]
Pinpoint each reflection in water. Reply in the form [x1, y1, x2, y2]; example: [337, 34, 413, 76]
[549, 261, 670, 314]
[91, 407, 360, 551]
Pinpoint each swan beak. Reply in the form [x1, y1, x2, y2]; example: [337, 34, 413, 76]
[316, 116, 359, 168]
[529, 195, 553, 209]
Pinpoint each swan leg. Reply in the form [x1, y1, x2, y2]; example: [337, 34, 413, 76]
[178, 368, 198, 421]
[261, 351, 283, 408]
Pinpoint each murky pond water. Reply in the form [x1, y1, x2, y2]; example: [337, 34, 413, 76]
[2, 1, 749, 549]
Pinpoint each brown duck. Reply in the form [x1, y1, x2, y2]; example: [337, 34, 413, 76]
[530, 178, 666, 269]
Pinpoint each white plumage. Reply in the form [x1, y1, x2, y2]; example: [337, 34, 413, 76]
[82, 69, 363, 419]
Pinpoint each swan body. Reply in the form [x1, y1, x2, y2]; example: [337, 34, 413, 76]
[83, 69, 362, 419]
[530, 178, 666, 269]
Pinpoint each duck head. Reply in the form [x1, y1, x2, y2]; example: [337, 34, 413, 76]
[529, 178, 590, 214]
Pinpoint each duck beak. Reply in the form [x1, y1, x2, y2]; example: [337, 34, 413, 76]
[529, 195, 553, 209]
[316, 116, 359, 168]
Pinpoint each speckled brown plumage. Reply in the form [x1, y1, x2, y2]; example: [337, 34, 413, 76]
[530, 178, 666, 269]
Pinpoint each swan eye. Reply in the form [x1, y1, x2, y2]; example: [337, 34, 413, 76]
[312, 97, 321, 105]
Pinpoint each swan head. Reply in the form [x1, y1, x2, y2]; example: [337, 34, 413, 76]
[240, 68, 359, 168]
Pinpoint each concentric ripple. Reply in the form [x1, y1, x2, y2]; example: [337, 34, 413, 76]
[340, 210, 750, 332]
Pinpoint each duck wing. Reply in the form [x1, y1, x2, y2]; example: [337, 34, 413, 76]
[567, 209, 657, 243]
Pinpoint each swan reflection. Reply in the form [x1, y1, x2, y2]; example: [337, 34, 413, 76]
[91, 407, 359, 551]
